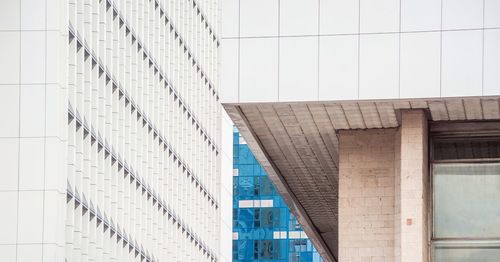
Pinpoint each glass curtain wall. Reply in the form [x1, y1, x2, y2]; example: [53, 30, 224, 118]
[233, 129, 323, 262]
[432, 137, 500, 261]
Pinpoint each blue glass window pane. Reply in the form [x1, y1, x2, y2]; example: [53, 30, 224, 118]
[238, 164, 254, 176]
[238, 176, 254, 196]
[233, 240, 239, 260]
[232, 129, 323, 262]
[233, 177, 239, 197]
[233, 209, 238, 228]
[254, 208, 261, 227]
[300, 252, 313, 262]
[260, 176, 276, 195]
[289, 253, 300, 262]
[239, 147, 256, 164]
[238, 209, 253, 228]
[254, 176, 261, 195]
[238, 239, 254, 260]
[259, 240, 275, 259]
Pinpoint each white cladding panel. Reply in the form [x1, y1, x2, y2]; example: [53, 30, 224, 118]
[400, 32, 441, 98]
[483, 29, 500, 95]
[221, 0, 500, 103]
[240, 38, 279, 102]
[279, 37, 318, 101]
[319, 35, 359, 100]
[0, 0, 228, 261]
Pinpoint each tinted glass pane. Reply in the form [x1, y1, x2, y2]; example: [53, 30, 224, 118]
[254, 176, 260, 195]
[233, 177, 238, 196]
[260, 240, 274, 259]
[260, 176, 276, 195]
[434, 247, 500, 262]
[254, 209, 260, 227]
[233, 129, 324, 261]
[238, 176, 254, 196]
[261, 208, 274, 227]
[433, 137, 500, 161]
[237, 239, 254, 260]
[433, 163, 500, 238]
[238, 209, 253, 228]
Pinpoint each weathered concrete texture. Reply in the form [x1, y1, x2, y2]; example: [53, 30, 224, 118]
[338, 110, 429, 262]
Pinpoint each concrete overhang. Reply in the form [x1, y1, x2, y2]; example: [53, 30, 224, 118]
[223, 96, 500, 262]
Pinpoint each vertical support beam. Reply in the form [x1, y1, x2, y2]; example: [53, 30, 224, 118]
[338, 110, 429, 262]
[338, 129, 397, 262]
[398, 110, 429, 262]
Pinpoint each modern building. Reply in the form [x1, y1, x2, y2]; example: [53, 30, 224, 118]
[0, 1, 232, 262]
[221, 1, 500, 262]
[233, 129, 323, 262]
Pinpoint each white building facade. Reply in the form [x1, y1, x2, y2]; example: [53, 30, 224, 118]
[221, 1, 500, 262]
[0, 0, 232, 262]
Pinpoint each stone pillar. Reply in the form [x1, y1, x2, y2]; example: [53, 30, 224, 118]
[338, 129, 397, 262]
[398, 110, 429, 262]
[338, 110, 429, 262]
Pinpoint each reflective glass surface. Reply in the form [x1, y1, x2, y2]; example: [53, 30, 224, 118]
[233, 129, 323, 262]
[432, 136, 500, 262]
[433, 163, 500, 238]
[434, 246, 500, 262]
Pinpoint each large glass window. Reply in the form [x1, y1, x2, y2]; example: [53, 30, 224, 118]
[432, 137, 500, 262]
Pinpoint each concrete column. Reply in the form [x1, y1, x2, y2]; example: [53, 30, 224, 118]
[338, 129, 397, 262]
[398, 110, 429, 262]
[338, 110, 429, 262]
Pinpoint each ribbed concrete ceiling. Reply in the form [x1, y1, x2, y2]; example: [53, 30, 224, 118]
[223, 96, 500, 262]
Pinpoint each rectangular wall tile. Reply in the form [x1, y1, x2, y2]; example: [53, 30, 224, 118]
[279, 36, 318, 102]
[19, 138, 45, 190]
[17, 191, 44, 244]
[221, 0, 239, 38]
[485, 0, 500, 28]
[400, 32, 441, 98]
[240, 0, 279, 37]
[20, 31, 46, 84]
[484, 29, 500, 95]
[0, 192, 18, 244]
[280, 0, 319, 36]
[401, 0, 441, 31]
[240, 38, 279, 102]
[17, 244, 43, 262]
[320, 0, 359, 35]
[0, 85, 20, 137]
[0, 32, 20, 85]
[21, 0, 46, 30]
[359, 34, 399, 99]
[0, 138, 19, 191]
[0, 1, 20, 30]
[20, 85, 45, 137]
[319, 35, 359, 100]
[441, 30, 483, 97]
[220, 39, 239, 103]
[442, 0, 484, 30]
[360, 0, 400, 33]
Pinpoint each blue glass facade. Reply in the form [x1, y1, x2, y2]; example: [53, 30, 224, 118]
[233, 129, 323, 262]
